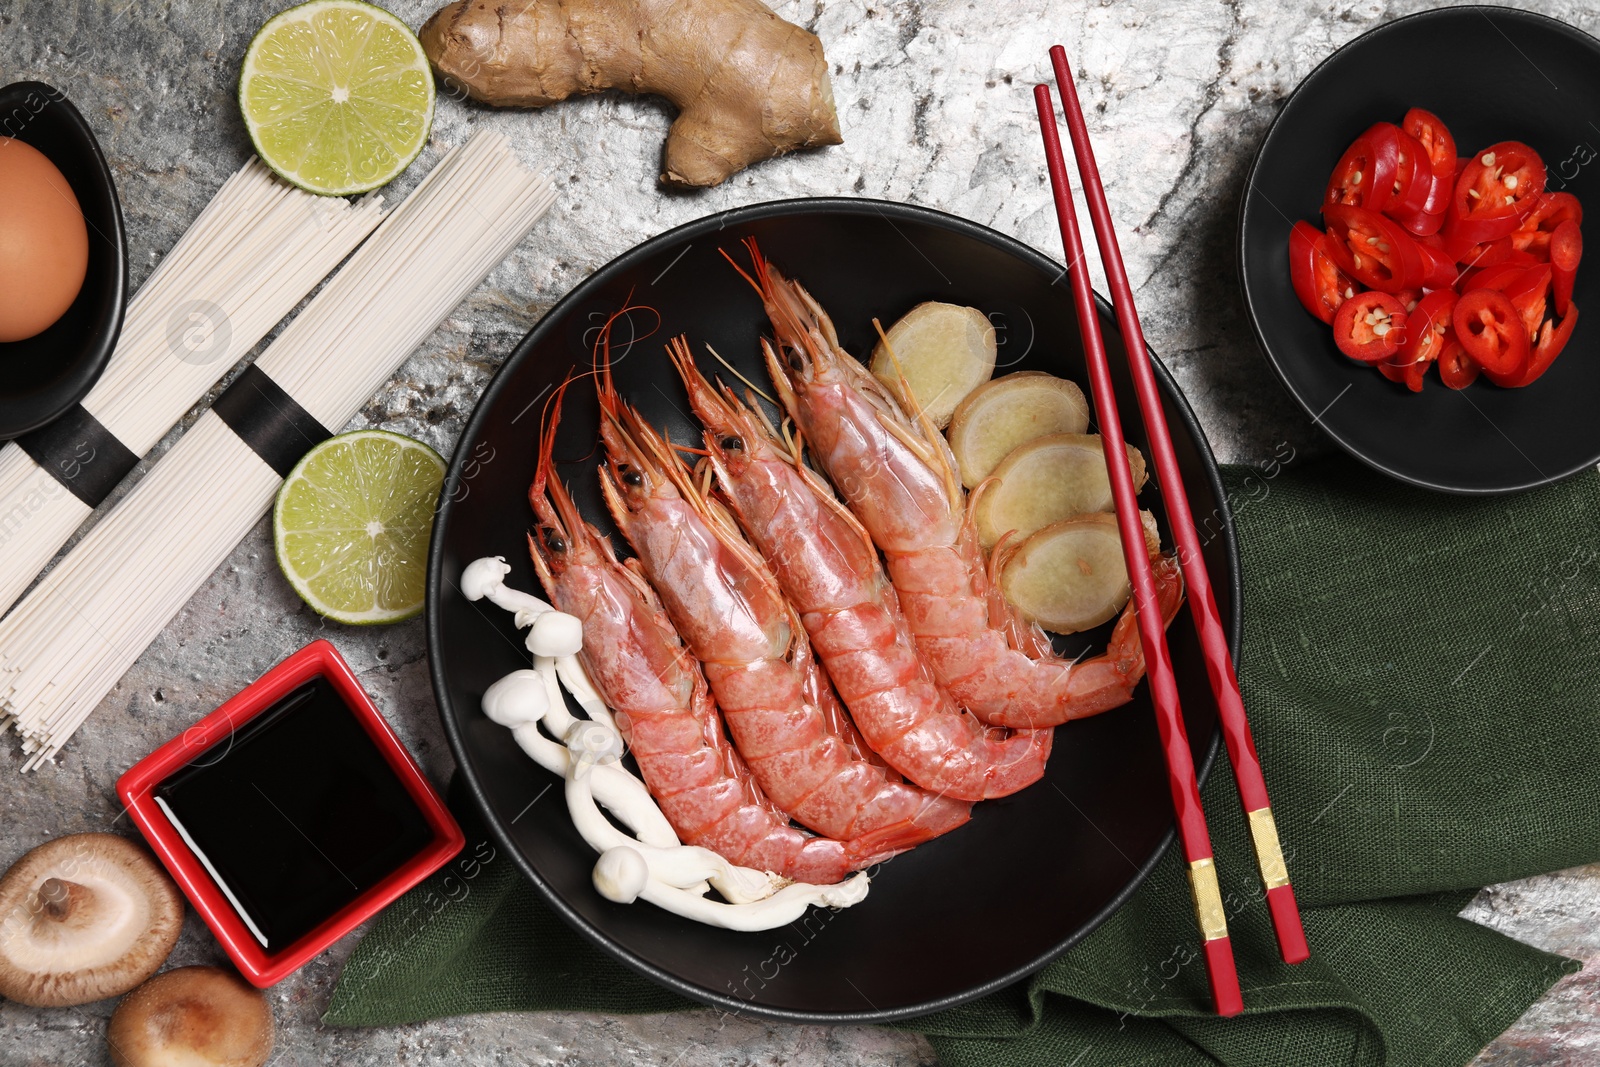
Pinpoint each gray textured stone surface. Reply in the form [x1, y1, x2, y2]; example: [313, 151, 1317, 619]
[3, 0, 1598, 1063]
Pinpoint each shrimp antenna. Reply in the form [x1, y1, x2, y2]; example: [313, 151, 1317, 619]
[533, 368, 583, 501]
[720, 237, 765, 297]
[592, 293, 663, 420]
[744, 390, 782, 441]
[704, 343, 776, 406]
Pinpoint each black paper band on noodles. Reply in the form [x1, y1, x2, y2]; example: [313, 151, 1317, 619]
[212, 364, 332, 478]
[17, 405, 141, 508]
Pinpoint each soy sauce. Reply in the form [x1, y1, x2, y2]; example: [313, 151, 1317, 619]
[155, 675, 434, 950]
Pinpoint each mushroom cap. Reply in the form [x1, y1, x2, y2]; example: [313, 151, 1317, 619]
[107, 966, 273, 1067]
[482, 669, 549, 727]
[0, 833, 183, 1007]
[527, 611, 583, 657]
[459, 555, 510, 601]
[594, 846, 649, 904]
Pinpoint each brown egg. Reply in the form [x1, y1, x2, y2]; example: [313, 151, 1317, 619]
[0, 137, 90, 342]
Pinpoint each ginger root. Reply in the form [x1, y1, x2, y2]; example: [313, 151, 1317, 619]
[419, 0, 842, 187]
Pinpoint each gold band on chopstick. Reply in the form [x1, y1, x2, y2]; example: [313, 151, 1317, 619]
[1246, 807, 1291, 890]
[1187, 858, 1229, 942]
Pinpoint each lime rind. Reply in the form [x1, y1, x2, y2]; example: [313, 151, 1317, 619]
[239, 0, 435, 196]
[273, 429, 446, 625]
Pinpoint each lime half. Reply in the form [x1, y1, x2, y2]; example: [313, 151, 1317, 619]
[239, 0, 435, 195]
[274, 430, 446, 624]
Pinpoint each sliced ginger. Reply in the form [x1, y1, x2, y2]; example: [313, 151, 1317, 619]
[973, 433, 1147, 549]
[999, 510, 1160, 634]
[947, 371, 1091, 489]
[870, 302, 997, 429]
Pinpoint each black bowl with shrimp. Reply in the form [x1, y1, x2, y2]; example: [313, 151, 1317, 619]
[428, 199, 1240, 1023]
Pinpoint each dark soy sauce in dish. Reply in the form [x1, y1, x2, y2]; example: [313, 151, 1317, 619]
[155, 675, 434, 950]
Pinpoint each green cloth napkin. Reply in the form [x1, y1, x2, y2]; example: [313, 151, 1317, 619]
[326, 458, 1600, 1065]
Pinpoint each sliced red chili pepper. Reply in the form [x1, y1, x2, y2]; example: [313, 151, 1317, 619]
[1440, 141, 1546, 252]
[1387, 126, 1434, 222]
[1550, 218, 1581, 316]
[1497, 264, 1552, 340]
[1511, 192, 1582, 259]
[1526, 191, 1582, 228]
[1460, 261, 1531, 294]
[1304, 118, 1581, 394]
[1453, 234, 1515, 270]
[1333, 290, 1408, 363]
[1415, 238, 1457, 289]
[1460, 251, 1542, 289]
[1396, 289, 1457, 366]
[1323, 203, 1429, 293]
[1390, 184, 1449, 236]
[1437, 339, 1479, 389]
[1377, 357, 1427, 391]
[1326, 127, 1400, 214]
[1484, 303, 1579, 388]
[1402, 109, 1456, 175]
[1288, 220, 1356, 324]
[1452, 288, 1530, 376]
[1396, 112, 1456, 236]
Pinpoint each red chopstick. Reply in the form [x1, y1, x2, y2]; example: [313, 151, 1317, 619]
[1045, 44, 1310, 968]
[1034, 84, 1242, 1019]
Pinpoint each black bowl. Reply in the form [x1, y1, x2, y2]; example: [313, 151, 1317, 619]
[1240, 6, 1600, 495]
[428, 199, 1238, 1023]
[0, 82, 128, 440]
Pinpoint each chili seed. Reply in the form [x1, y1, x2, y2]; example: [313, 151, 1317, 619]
[1373, 322, 1391, 337]
[1353, 170, 1363, 185]
[1482, 152, 1497, 167]
[1505, 174, 1519, 189]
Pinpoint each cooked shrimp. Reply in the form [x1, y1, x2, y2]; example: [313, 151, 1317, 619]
[730, 243, 1184, 730]
[593, 365, 971, 858]
[669, 339, 1051, 800]
[527, 394, 854, 885]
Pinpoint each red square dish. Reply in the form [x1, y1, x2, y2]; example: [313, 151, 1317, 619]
[117, 639, 463, 987]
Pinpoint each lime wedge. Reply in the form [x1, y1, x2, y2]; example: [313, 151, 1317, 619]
[239, 0, 435, 195]
[274, 430, 446, 624]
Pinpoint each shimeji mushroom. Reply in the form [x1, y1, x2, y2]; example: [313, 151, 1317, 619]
[466, 558, 873, 927]
[107, 966, 272, 1067]
[0, 833, 183, 1007]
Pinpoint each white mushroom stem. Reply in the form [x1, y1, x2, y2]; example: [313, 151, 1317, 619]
[555, 655, 617, 733]
[594, 846, 869, 929]
[482, 671, 678, 850]
[530, 658, 586, 739]
[460, 556, 556, 630]
[532, 664, 777, 901]
[561, 735, 779, 904]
